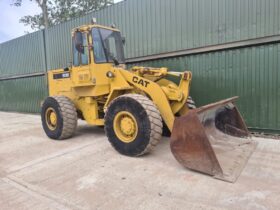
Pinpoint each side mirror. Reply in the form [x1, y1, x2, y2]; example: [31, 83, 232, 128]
[74, 31, 84, 54]
[122, 36, 126, 45]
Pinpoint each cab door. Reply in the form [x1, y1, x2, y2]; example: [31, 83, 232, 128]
[72, 31, 92, 87]
[89, 27, 113, 96]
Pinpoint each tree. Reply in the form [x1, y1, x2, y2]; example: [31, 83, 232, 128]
[12, 0, 114, 30]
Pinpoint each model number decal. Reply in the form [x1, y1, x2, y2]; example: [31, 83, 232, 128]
[132, 76, 150, 88]
[53, 72, 70, 80]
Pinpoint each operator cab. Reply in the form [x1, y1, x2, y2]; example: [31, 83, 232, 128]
[72, 25, 125, 66]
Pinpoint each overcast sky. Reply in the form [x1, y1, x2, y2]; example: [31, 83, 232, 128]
[0, 0, 123, 44]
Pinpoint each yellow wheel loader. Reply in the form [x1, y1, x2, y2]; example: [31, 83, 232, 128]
[41, 22, 257, 182]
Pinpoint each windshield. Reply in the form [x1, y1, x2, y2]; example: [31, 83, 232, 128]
[92, 28, 125, 64]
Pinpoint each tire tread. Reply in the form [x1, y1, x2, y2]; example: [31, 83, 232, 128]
[52, 96, 77, 139]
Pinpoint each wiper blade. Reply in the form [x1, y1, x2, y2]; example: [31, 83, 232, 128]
[104, 46, 119, 65]
[112, 57, 119, 66]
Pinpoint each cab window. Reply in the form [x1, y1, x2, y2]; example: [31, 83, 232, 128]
[81, 33, 89, 65]
[73, 33, 79, 66]
[72, 31, 89, 66]
[92, 28, 107, 63]
[92, 27, 125, 64]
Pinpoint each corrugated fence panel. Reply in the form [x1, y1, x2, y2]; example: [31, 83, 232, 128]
[0, 0, 280, 133]
[0, 76, 47, 113]
[44, 0, 280, 70]
[131, 43, 280, 132]
[1, 0, 280, 71]
[0, 30, 46, 77]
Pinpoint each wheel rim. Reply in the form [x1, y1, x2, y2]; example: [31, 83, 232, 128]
[113, 111, 138, 143]
[45, 107, 57, 131]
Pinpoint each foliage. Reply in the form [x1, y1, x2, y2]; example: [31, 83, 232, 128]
[12, 0, 114, 30]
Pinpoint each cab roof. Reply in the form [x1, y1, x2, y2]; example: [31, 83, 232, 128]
[72, 24, 120, 34]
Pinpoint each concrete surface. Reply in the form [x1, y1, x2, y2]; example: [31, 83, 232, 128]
[0, 111, 279, 210]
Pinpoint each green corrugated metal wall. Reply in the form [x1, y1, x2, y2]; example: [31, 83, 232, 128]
[133, 43, 280, 132]
[0, 31, 46, 76]
[0, 0, 280, 133]
[0, 76, 47, 113]
[44, 0, 280, 69]
[0, 30, 47, 113]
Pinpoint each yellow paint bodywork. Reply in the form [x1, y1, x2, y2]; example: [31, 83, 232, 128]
[48, 66, 192, 130]
[47, 24, 192, 132]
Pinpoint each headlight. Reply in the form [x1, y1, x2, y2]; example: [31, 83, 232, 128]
[106, 71, 115, 78]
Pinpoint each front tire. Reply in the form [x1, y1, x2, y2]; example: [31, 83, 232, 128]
[41, 96, 77, 140]
[104, 94, 163, 157]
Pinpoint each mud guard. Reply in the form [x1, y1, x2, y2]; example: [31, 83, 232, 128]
[170, 97, 257, 183]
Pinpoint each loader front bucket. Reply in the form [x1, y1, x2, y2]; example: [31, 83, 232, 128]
[170, 97, 257, 183]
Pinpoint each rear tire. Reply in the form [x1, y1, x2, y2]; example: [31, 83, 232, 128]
[41, 96, 77, 140]
[162, 96, 196, 137]
[104, 94, 163, 156]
